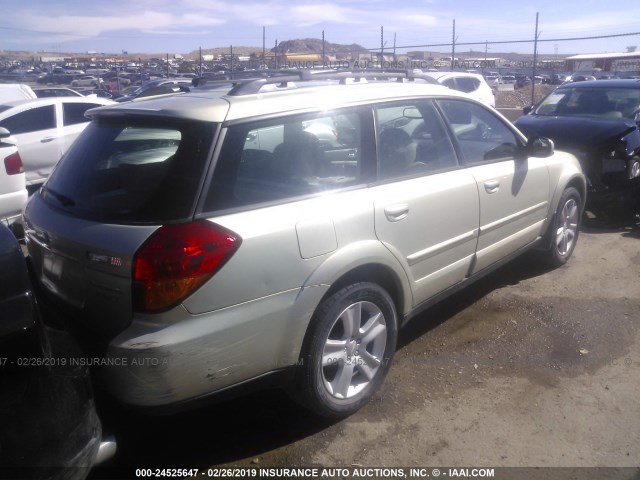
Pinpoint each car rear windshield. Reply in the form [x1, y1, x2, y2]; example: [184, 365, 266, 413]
[41, 117, 216, 223]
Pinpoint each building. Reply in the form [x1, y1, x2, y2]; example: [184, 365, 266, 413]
[565, 52, 640, 73]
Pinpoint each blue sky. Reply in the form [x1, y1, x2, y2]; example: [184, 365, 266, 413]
[1, 0, 639, 56]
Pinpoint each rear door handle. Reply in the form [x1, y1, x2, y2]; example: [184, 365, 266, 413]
[484, 180, 500, 194]
[40, 136, 56, 143]
[384, 204, 409, 222]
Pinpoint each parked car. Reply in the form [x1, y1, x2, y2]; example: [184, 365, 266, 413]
[76, 88, 114, 99]
[516, 79, 640, 222]
[516, 79, 640, 194]
[0, 127, 27, 233]
[568, 74, 597, 83]
[500, 75, 516, 85]
[23, 70, 585, 420]
[597, 74, 619, 81]
[71, 75, 104, 88]
[515, 74, 531, 88]
[0, 222, 115, 479]
[0, 97, 114, 188]
[550, 73, 571, 85]
[483, 74, 500, 89]
[422, 71, 495, 107]
[114, 78, 193, 102]
[32, 87, 84, 98]
[0, 83, 36, 102]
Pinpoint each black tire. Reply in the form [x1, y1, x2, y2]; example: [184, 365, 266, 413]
[543, 186, 582, 267]
[629, 157, 640, 180]
[295, 282, 398, 419]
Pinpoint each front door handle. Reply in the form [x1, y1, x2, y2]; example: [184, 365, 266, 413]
[40, 136, 56, 143]
[484, 180, 500, 194]
[384, 204, 409, 222]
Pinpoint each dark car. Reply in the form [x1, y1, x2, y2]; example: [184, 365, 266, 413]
[32, 87, 84, 98]
[515, 74, 531, 88]
[0, 224, 115, 478]
[550, 73, 571, 85]
[516, 79, 640, 217]
[114, 78, 193, 102]
[76, 88, 114, 99]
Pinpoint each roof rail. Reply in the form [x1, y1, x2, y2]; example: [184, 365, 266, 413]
[191, 69, 295, 87]
[224, 69, 439, 96]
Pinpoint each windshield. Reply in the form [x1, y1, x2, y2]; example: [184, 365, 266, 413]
[42, 117, 216, 223]
[534, 87, 640, 119]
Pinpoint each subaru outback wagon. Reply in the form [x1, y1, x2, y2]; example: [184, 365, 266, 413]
[24, 71, 586, 418]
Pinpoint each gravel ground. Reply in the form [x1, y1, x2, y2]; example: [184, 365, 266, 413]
[90, 227, 640, 480]
[495, 84, 555, 108]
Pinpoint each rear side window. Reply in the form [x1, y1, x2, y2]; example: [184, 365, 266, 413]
[374, 100, 458, 179]
[0, 105, 56, 134]
[63, 102, 104, 126]
[204, 108, 372, 211]
[454, 77, 480, 93]
[41, 118, 216, 222]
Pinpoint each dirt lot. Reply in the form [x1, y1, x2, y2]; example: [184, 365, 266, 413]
[495, 84, 555, 109]
[91, 223, 640, 479]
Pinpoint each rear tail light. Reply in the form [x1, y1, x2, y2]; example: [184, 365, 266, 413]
[4, 152, 24, 175]
[133, 221, 241, 312]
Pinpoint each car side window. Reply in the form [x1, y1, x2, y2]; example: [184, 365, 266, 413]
[454, 77, 480, 93]
[438, 99, 520, 165]
[63, 103, 103, 126]
[442, 78, 456, 90]
[0, 105, 55, 134]
[374, 100, 458, 179]
[204, 108, 370, 211]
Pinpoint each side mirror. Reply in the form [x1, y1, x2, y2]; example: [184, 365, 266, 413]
[523, 105, 534, 115]
[0, 127, 10, 140]
[527, 136, 554, 158]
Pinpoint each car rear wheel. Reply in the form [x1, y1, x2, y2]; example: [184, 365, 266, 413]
[296, 282, 398, 419]
[543, 186, 582, 266]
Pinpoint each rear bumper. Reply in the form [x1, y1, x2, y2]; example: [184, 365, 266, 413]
[96, 285, 327, 408]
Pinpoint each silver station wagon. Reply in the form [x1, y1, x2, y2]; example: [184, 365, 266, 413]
[24, 71, 586, 418]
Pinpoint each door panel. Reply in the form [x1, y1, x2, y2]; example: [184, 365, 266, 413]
[373, 170, 479, 304]
[437, 99, 550, 274]
[372, 100, 479, 305]
[468, 159, 549, 272]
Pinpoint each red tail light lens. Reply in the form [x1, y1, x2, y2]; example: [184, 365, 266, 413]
[133, 221, 241, 312]
[4, 152, 24, 175]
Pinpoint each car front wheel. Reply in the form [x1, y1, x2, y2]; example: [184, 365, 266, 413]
[296, 282, 398, 419]
[543, 186, 582, 266]
[629, 157, 640, 180]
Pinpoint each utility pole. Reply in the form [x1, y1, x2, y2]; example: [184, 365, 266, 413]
[531, 12, 540, 107]
[380, 26, 384, 66]
[451, 20, 456, 70]
[322, 30, 326, 67]
[230, 45, 234, 79]
[275, 40, 278, 69]
[199, 46, 202, 76]
[393, 32, 396, 62]
[262, 26, 266, 70]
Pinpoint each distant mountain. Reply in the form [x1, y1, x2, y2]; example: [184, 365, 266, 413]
[272, 39, 368, 55]
[191, 40, 368, 58]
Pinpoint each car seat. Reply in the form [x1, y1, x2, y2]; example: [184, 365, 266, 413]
[378, 128, 417, 176]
